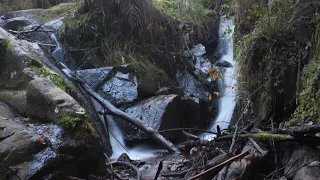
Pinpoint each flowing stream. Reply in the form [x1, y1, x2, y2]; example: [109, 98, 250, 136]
[49, 17, 237, 159]
[203, 17, 237, 140]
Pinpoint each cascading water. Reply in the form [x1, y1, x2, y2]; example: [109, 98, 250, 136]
[204, 17, 237, 140]
[48, 15, 237, 160]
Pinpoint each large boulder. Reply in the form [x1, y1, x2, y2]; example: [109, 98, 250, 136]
[26, 78, 85, 123]
[2, 16, 32, 30]
[116, 95, 209, 142]
[283, 145, 320, 180]
[175, 70, 210, 101]
[77, 66, 138, 106]
[0, 130, 39, 165]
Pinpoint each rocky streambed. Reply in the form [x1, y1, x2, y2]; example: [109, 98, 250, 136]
[1, 3, 320, 180]
[0, 3, 221, 179]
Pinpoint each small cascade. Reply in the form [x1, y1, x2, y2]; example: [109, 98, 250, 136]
[204, 17, 237, 140]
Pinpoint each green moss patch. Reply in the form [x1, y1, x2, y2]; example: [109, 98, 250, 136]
[58, 113, 95, 139]
[252, 132, 288, 141]
[28, 61, 74, 95]
[0, 38, 13, 59]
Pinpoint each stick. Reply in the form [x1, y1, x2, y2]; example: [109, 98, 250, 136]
[187, 150, 250, 180]
[65, 65, 178, 153]
[248, 138, 267, 155]
[159, 128, 217, 134]
[81, 81, 178, 153]
[111, 161, 142, 180]
[229, 125, 239, 153]
[276, 125, 320, 136]
[162, 168, 191, 178]
[183, 130, 200, 140]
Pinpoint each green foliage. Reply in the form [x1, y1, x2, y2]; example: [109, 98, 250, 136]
[37, 3, 77, 22]
[153, 0, 214, 24]
[235, 0, 319, 123]
[291, 19, 320, 125]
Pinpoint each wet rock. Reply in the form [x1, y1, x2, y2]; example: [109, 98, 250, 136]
[77, 66, 138, 106]
[156, 87, 184, 96]
[117, 153, 132, 162]
[191, 44, 206, 58]
[0, 101, 14, 119]
[0, 27, 43, 88]
[43, 17, 64, 31]
[138, 73, 159, 97]
[11, 148, 57, 180]
[2, 16, 32, 30]
[215, 60, 233, 68]
[26, 78, 85, 123]
[116, 95, 208, 142]
[0, 90, 26, 115]
[175, 70, 210, 101]
[195, 57, 212, 74]
[77, 67, 114, 88]
[0, 130, 38, 165]
[283, 145, 320, 180]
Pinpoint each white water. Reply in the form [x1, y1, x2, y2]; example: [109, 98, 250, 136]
[90, 98, 158, 161]
[204, 17, 237, 140]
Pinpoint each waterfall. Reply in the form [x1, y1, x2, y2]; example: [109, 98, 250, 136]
[48, 16, 237, 160]
[204, 17, 237, 140]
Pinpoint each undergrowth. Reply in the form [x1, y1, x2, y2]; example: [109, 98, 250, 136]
[235, 0, 320, 124]
[290, 16, 320, 125]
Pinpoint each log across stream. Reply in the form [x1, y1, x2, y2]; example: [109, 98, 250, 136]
[48, 17, 238, 160]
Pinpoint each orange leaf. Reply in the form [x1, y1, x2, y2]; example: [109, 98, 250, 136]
[212, 72, 219, 80]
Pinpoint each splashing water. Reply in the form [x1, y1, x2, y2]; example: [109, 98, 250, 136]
[203, 17, 237, 140]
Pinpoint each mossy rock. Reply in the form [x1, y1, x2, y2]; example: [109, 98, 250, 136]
[58, 113, 96, 139]
[0, 90, 26, 115]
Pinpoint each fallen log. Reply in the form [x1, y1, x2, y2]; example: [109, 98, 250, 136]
[188, 150, 250, 180]
[221, 141, 269, 180]
[275, 125, 320, 136]
[49, 60, 178, 153]
[215, 132, 295, 142]
[73, 73, 178, 153]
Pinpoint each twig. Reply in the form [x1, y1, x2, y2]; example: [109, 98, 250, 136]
[154, 159, 165, 180]
[5, 165, 21, 180]
[285, 159, 316, 177]
[159, 128, 217, 134]
[38, 43, 57, 47]
[188, 150, 250, 180]
[111, 161, 141, 180]
[64, 176, 86, 180]
[264, 166, 287, 180]
[248, 138, 267, 155]
[229, 124, 239, 153]
[182, 130, 200, 140]
[162, 168, 191, 178]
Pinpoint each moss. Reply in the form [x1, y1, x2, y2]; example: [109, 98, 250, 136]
[252, 132, 288, 141]
[0, 38, 13, 58]
[59, 113, 95, 139]
[58, 114, 81, 129]
[28, 62, 75, 95]
[235, 0, 315, 123]
[290, 18, 320, 125]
